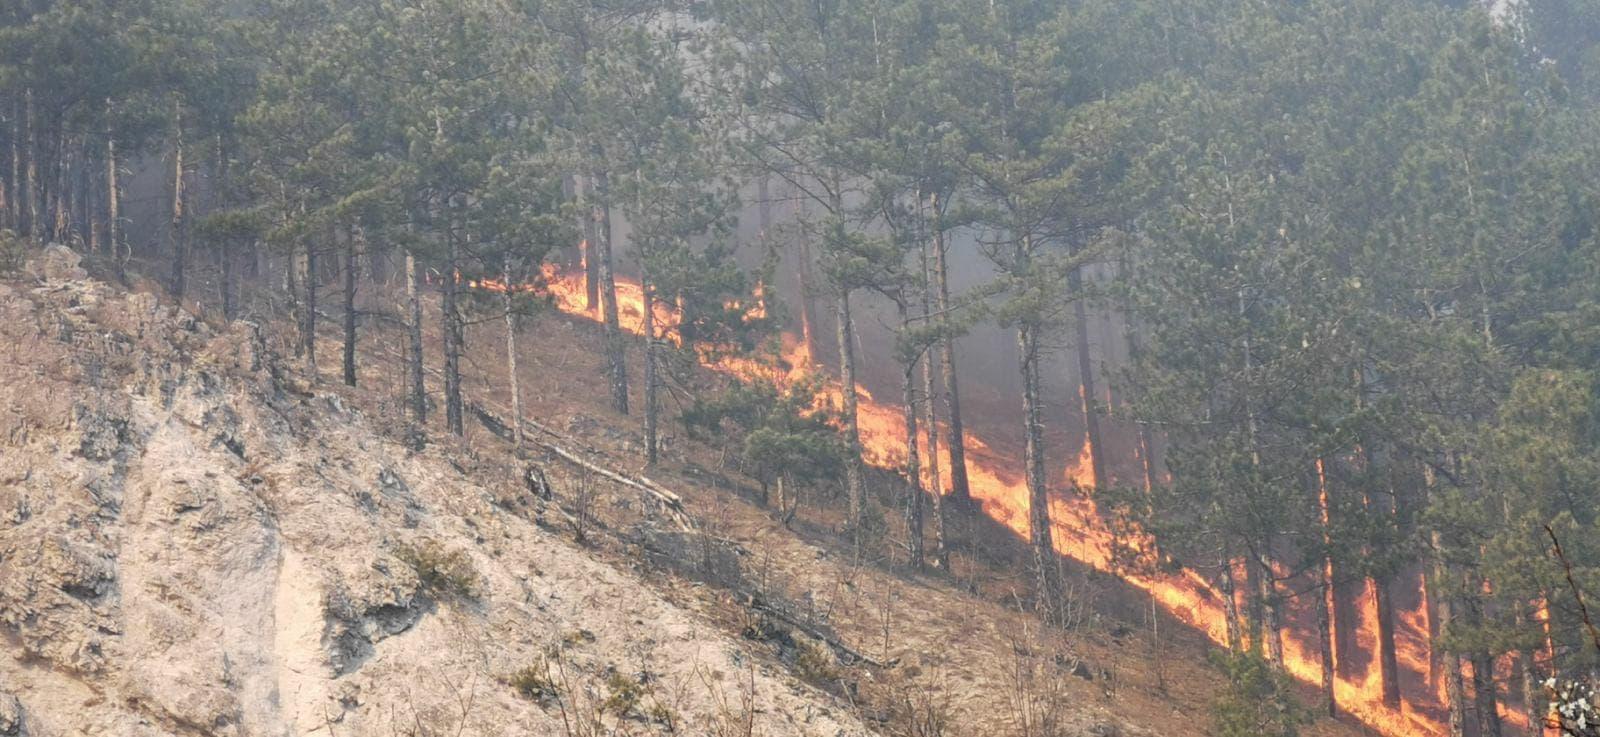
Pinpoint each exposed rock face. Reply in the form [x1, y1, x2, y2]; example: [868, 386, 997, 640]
[0, 264, 869, 736]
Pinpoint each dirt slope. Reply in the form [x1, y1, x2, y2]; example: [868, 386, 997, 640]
[0, 249, 870, 737]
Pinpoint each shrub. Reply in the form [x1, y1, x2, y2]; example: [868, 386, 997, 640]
[397, 541, 480, 601]
[1209, 649, 1310, 737]
[510, 664, 561, 703]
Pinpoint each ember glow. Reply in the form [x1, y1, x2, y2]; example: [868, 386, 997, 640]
[531, 263, 1454, 737]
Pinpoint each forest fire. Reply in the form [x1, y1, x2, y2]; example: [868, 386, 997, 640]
[531, 264, 1451, 737]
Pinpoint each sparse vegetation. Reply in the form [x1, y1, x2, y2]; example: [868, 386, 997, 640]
[1209, 649, 1311, 737]
[397, 541, 480, 602]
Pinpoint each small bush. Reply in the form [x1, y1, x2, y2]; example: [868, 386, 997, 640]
[601, 671, 647, 717]
[0, 230, 22, 275]
[1209, 649, 1311, 737]
[794, 637, 842, 686]
[397, 541, 480, 601]
[509, 664, 560, 703]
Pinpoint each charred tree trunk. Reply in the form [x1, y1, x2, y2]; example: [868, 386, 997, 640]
[443, 232, 464, 436]
[837, 290, 867, 549]
[930, 194, 970, 503]
[503, 254, 524, 448]
[1068, 265, 1105, 490]
[405, 249, 427, 430]
[1467, 593, 1503, 737]
[591, 168, 628, 415]
[170, 101, 187, 300]
[343, 226, 360, 386]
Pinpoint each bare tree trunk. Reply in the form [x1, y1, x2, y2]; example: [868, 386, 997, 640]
[1020, 318, 1057, 623]
[503, 255, 524, 448]
[170, 101, 187, 299]
[343, 226, 360, 386]
[406, 249, 426, 430]
[1472, 648, 1503, 737]
[1256, 553, 1284, 669]
[838, 290, 867, 549]
[919, 230, 948, 571]
[577, 174, 600, 311]
[1068, 264, 1105, 490]
[1220, 560, 1244, 653]
[4, 94, 16, 231]
[1316, 568, 1337, 716]
[53, 130, 70, 244]
[106, 111, 122, 267]
[640, 237, 659, 465]
[220, 238, 235, 321]
[443, 231, 464, 436]
[303, 235, 317, 377]
[23, 88, 37, 239]
[898, 303, 924, 570]
[591, 168, 628, 414]
[1316, 460, 1338, 717]
[1431, 536, 1469, 736]
[930, 193, 970, 503]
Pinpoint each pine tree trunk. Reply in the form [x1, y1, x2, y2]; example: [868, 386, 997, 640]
[53, 130, 69, 244]
[170, 101, 187, 299]
[899, 303, 924, 570]
[578, 174, 600, 311]
[930, 194, 970, 503]
[1373, 573, 1401, 707]
[1020, 318, 1057, 623]
[1316, 569, 1337, 716]
[221, 237, 234, 321]
[591, 168, 628, 414]
[837, 290, 867, 549]
[106, 114, 121, 267]
[23, 88, 37, 239]
[1220, 560, 1244, 653]
[4, 94, 16, 231]
[405, 250, 427, 428]
[443, 232, 464, 436]
[303, 236, 317, 376]
[1431, 532, 1469, 737]
[1067, 262, 1105, 491]
[641, 245, 659, 465]
[1316, 460, 1338, 717]
[1256, 553, 1285, 668]
[503, 255, 524, 448]
[919, 231, 948, 571]
[84, 139, 100, 254]
[343, 226, 360, 386]
[1472, 647, 1503, 737]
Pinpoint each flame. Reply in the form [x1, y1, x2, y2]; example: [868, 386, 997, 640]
[523, 263, 1447, 737]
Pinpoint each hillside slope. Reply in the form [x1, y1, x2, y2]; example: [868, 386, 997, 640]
[0, 249, 870, 737]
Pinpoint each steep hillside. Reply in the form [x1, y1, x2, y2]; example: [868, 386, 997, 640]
[0, 247, 1374, 737]
[0, 248, 872, 736]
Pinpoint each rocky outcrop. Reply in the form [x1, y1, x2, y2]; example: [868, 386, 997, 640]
[0, 258, 870, 736]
